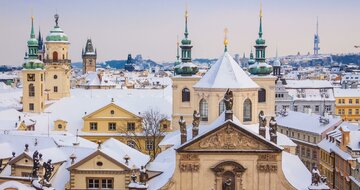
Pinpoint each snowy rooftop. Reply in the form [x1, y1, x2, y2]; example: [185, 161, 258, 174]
[281, 151, 311, 190]
[334, 88, 360, 98]
[193, 52, 259, 89]
[285, 80, 334, 89]
[276, 111, 342, 135]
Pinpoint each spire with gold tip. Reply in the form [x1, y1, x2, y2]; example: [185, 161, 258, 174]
[23, 15, 44, 69]
[224, 28, 229, 52]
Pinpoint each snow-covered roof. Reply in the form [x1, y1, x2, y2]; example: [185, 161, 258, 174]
[0, 180, 35, 190]
[194, 52, 259, 89]
[334, 88, 360, 98]
[285, 80, 333, 89]
[276, 111, 341, 135]
[282, 151, 311, 190]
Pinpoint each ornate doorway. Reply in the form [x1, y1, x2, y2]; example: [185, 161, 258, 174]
[211, 161, 246, 190]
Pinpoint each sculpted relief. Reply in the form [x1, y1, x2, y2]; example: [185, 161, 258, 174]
[190, 125, 269, 150]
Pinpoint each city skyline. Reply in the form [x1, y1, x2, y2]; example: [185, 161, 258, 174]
[1, 0, 360, 66]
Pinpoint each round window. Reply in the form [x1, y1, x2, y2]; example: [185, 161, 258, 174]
[58, 124, 62, 129]
[110, 110, 114, 115]
[54, 75, 58, 79]
[96, 161, 103, 166]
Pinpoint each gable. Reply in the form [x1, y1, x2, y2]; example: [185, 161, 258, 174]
[68, 150, 128, 171]
[83, 103, 140, 120]
[7, 153, 32, 166]
[178, 122, 281, 153]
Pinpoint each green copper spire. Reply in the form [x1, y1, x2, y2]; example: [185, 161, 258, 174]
[27, 16, 39, 59]
[184, 10, 189, 38]
[176, 36, 180, 61]
[30, 16, 35, 39]
[258, 2, 263, 38]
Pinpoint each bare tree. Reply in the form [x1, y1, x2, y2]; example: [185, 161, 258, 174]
[141, 108, 167, 158]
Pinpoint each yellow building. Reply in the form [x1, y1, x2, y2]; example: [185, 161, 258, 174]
[22, 17, 46, 113]
[44, 14, 71, 100]
[334, 88, 360, 122]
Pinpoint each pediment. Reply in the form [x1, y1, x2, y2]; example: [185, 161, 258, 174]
[178, 122, 281, 153]
[83, 103, 140, 120]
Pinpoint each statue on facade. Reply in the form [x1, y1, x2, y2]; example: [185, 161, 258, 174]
[192, 110, 200, 128]
[258, 111, 267, 128]
[269, 117, 277, 134]
[32, 150, 40, 178]
[179, 116, 186, 134]
[311, 165, 321, 186]
[223, 178, 232, 190]
[139, 166, 149, 185]
[54, 14, 59, 27]
[224, 89, 233, 111]
[43, 159, 54, 186]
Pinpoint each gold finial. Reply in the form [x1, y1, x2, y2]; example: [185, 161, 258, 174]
[260, 0, 263, 18]
[176, 35, 179, 46]
[224, 27, 229, 46]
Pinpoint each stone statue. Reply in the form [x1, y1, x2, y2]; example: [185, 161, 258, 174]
[311, 165, 321, 186]
[269, 117, 277, 134]
[224, 178, 232, 190]
[258, 111, 267, 128]
[179, 116, 186, 134]
[139, 166, 149, 184]
[192, 110, 200, 129]
[43, 159, 54, 185]
[32, 150, 40, 178]
[224, 89, 233, 111]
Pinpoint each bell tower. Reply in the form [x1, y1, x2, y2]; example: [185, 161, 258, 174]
[82, 38, 97, 74]
[22, 16, 45, 113]
[44, 14, 71, 100]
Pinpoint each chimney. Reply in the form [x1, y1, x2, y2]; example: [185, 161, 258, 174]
[24, 144, 29, 152]
[179, 116, 187, 144]
[192, 110, 200, 138]
[97, 140, 102, 149]
[70, 153, 76, 164]
[341, 127, 350, 148]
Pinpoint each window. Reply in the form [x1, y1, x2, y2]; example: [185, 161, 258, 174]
[29, 103, 34, 111]
[182, 88, 190, 102]
[342, 99, 345, 104]
[53, 75, 58, 79]
[58, 124, 62, 129]
[27, 74, 35, 81]
[349, 99, 353, 104]
[301, 146, 305, 156]
[96, 161, 103, 167]
[306, 148, 311, 158]
[29, 84, 35, 97]
[243, 99, 252, 122]
[108, 123, 116, 131]
[313, 150, 317, 159]
[349, 109, 352, 115]
[258, 88, 266, 103]
[325, 105, 331, 112]
[53, 51, 58, 61]
[296, 146, 300, 155]
[356, 109, 359, 115]
[127, 140, 137, 149]
[338, 99, 341, 104]
[146, 140, 154, 151]
[162, 124, 168, 130]
[294, 105, 298, 112]
[87, 178, 113, 189]
[41, 74, 43, 81]
[21, 172, 32, 177]
[303, 105, 310, 112]
[219, 100, 226, 115]
[315, 105, 320, 112]
[127, 122, 135, 131]
[199, 99, 208, 121]
[338, 109, 342, 115]
[90, 122, 98, 131]
[54, 86, 58, 92]
[313, 137, 316, 143]
[356, 99, 359, 104]
[110, 110, 114, 115]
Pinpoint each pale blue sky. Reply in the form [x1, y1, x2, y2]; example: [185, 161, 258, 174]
[1, 0, 359, 65]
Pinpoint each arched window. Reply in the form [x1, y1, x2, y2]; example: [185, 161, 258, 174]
[219, 100, 226, 116]
[258, 88, 266, 103]
[62, 54, 65, 60]
[182, 88, 190, 102]
[199, 99, 208, 121]
[243, 99, 252, 122]
[53, 51, 58, 61]
[58, 124, 62, 129]
[29, 84, 35, 97]
[127, 140, 137, 149]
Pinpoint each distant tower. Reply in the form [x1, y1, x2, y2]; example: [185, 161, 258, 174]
[125, 54, 135, 71]
[22, 16, 45, 113]
[314, 17, 320, 55]
[82, 39, 97, 74]
[44, 14, 71, 100]
[273, 48, 281, 77]
[174, 36, 181, 67]
[37, 29, 45, 61]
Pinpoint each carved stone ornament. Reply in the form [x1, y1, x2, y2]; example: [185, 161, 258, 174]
[193, 125, 268, 150]
[258, 154, 277, 161]
[179, 154, 200, 172]
[257, 164, 278, 173]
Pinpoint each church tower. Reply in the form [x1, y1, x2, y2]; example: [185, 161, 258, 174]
[171, 8, 200, 128]
[44, 14, 71, 100]
[37, 29, 45, 61]
[22, 16, 45, 113]
[272, 48, 281, 77]
[249, 2, 276, 118]
[82, 38, 97, 74]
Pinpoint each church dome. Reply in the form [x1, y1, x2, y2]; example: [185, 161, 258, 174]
[27, 38, 38, 47]
[181, 38, 191, 45]
[46, 26, 69, 42]
[256, 38, 265, 45]
[23, 59, 44, 70]
[248, 62, 273, 75]
[174, 62, 198, 76]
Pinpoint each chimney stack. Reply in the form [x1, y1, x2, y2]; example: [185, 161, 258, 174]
[179, 116, 187, 144]
[24, 144, 29, 152]
[70, 153, 76, 164]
